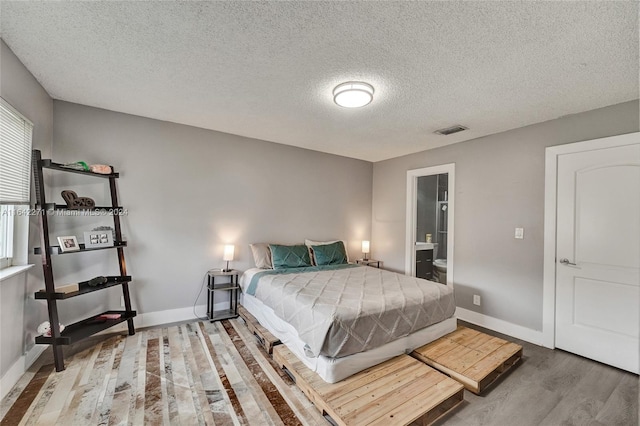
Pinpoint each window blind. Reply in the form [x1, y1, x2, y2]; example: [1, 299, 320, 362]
[0, 98, 33, 205]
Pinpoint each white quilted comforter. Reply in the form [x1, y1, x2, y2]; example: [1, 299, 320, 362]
[244, 265, 455, 358]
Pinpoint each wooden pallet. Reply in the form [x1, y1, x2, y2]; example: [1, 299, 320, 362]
[238, 305, 281, 354]
[411, 326, 522, 395]
[273, 345, 464, 426]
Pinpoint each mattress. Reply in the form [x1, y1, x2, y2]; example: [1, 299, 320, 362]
[242, 264, 456, 358]
[240, 292, 457, 383]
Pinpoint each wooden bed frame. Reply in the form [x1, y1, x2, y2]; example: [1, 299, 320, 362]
[238, 305, 281, 354]
[274, 345, 464, 426]
[411, 325, 523, 394]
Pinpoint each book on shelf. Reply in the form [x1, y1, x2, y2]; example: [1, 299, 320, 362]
[40, 283, 79, 294]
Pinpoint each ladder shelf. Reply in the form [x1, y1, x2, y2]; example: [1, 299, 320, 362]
[32, 149, 136, 371]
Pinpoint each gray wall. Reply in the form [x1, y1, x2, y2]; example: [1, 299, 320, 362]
[0, 40, 53, 376]
[372, 100, 639, 331]
[51, 101, 373, 322]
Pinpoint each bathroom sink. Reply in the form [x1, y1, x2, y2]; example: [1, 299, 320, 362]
[415, 242, 435, 250]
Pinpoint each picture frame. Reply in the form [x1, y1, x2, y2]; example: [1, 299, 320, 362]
[84, 231, 114, 249]
[57, 235, 80, 252]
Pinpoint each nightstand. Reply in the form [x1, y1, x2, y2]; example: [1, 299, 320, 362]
[207, 269, 240, 321]
[356, 259, 381, 268]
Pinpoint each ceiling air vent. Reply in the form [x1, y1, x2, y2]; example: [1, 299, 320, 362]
[434, 125, 468, 136]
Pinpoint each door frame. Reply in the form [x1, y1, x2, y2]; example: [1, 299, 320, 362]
[405, 163, 455, 285]
[542, 132, 639, 348]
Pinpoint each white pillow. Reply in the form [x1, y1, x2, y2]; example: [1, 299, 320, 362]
[304, 239, 350, 264]
[249, 243, 273, 269]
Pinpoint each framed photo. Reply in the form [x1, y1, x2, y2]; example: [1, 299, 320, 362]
[57, 236, 80, 252]
[84, 231, 114, 249]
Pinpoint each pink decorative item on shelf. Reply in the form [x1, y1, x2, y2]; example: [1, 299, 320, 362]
[97, 313, 122, 320]
[89, 164, 112, 174]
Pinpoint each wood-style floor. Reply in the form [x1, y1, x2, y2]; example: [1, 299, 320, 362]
[1, 319, 638, 425]
[435, 322, 639, 426]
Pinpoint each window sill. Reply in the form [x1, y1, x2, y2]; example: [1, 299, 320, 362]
[0, 264, 34, 282]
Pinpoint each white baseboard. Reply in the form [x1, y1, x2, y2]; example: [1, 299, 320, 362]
[135, 304, 210, 329]
[455, 307, 544, 346]
[24, 345, 46, 371]
[106, 303, 219, 333]
[0, 345, 45, 401]
[1, 356, 26, 401]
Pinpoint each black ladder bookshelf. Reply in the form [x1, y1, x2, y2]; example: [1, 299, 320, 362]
[32, 149, 136, 371]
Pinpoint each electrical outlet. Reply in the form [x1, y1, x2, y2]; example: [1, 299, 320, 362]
[120, 296, 125, 308]
[473, 295, 481, 306]
[515, 227, 524, 239]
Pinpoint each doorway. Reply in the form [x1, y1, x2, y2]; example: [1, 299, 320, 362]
[543, 132, 639, 374]
[405, 164, 455, 286]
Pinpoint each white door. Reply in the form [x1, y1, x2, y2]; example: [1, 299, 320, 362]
[555, 142, 640, 373]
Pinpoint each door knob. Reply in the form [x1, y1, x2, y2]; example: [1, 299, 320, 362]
[559, 258, 577, 266]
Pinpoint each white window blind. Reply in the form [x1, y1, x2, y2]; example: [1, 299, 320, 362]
[0, 205, 14, 264]
[0, 97, 33, 205]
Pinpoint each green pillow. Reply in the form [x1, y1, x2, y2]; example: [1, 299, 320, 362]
[311, 241, 348, 266]
[269, 244, 312, 269]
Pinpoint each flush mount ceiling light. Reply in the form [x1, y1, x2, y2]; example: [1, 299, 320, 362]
[333, 81, 374, 108]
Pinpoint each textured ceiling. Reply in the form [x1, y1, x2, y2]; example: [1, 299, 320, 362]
[1, 1, 638, 162]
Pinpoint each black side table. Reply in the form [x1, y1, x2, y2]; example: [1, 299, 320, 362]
[356, 259, 382, 268]
[207, 269, 240, 321]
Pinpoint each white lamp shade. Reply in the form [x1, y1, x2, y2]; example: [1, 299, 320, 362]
[361, 240, 370, 254]
[223, 245, 235, 261]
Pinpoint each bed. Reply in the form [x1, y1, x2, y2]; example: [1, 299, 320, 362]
[239, 243, 456, 383]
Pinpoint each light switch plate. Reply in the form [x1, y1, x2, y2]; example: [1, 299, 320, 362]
[515, 227, 524, 239]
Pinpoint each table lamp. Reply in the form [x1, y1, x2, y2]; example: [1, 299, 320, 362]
[223, 245, 234, 272]
[362, 240, 370, 261]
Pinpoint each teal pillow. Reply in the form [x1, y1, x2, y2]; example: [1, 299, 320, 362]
[269, 244, 312, 269]
[311, 241, 348, 266]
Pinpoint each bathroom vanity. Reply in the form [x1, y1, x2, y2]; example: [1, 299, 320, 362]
[415, 243, 434, 281]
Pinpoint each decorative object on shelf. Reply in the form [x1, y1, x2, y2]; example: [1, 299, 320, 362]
[84, 230, 114, 248]
[87, 276, 108, 287]
[361, 240, 370, 261]
[37, 321, 65, 337]
[61, 190, 95, 209]
[57, 235, 80, 252]
[92, 225, 116, 240]
[59, 161, 113, 175]
[222, 245, 235, 272]
[89, 164, 112, 174]
[97, 313, 121, 320]
[426, 234, 432, 243]
[60, 161, 89, 171]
